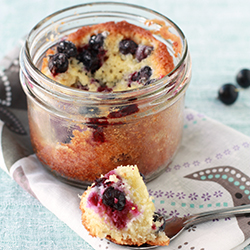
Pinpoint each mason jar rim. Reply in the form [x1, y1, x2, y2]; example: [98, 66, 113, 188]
[21, 1, 189, 101]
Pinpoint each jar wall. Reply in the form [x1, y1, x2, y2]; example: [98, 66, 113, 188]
[19, 2, 191, 187]
[27, 92, 185, 187]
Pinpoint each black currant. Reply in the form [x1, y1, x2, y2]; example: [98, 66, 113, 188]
[236, 69, 250, 88]
[102, 186, 126, 211]
[77, 49, 101, 73]
[131, 66, 152, 83]
[136, 45, 153, 62]
[89, 33, 105, 50]
[218, 83, 239, 105]
[57, 40, 77, 58]
[48, 53, 69, 75]
[119, 39, 138, 55]
[139, 66, 152, 81]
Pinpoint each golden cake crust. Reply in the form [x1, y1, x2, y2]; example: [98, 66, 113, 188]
[67, 21, 173, 77]
[41, 20, 174, 91]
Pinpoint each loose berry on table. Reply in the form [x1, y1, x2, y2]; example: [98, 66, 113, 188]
[236, 69, 250, 88]
[218, 83, 239, 105]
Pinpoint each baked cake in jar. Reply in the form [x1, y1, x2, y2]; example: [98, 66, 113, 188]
[28, 20, 185, 186]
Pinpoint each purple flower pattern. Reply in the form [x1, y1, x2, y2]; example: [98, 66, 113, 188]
[214, 190, 223, 198]
[153, 190, 164, 198]
[186, 114, 194, 121]
[168, 141, 250, 176]
[169, 209, 180, 217]
[157, 207, 167, 215]
[174, 164, 181, 170]
[152, 189, 225, 203]
[187, 225, 197, 232]
[216, 153, 223, 159]
[205, 157, 212, 164]
[165, 191, 175, 198]
[165, 167, 172, 173]
[233, 145, 240, 151]
[189, 192, 199, 201]
[176, 192, 186, 199]
[224, 149, 231, 155]
[193, 160, 200, 166]
[148, 189, 154, 196]
[201, 192, 211, 201]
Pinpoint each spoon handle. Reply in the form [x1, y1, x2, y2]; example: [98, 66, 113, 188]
[184, 204, 250, 227]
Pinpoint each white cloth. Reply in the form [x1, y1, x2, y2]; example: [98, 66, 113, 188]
[1, 108, 250, 250]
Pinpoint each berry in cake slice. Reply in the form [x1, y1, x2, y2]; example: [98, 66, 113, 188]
[41, 21, 174, 92]
[79, 165, 169, 246]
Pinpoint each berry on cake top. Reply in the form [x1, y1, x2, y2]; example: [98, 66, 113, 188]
[41, 21, 175, 92]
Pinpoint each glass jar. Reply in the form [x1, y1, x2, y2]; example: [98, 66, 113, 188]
[19, 2, 191, 188]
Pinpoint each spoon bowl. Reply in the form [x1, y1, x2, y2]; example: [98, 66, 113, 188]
[120, 204, 250, 249]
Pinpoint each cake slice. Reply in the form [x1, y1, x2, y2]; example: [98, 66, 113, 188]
[79, 165, 169, 246]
